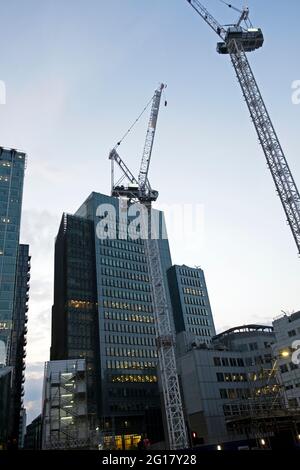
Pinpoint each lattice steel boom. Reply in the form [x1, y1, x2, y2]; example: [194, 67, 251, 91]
[186, 0, 300, 255]
[108, 85, 188, 449]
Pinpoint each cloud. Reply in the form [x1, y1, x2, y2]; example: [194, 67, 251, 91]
[20, 209, 59, 424]
[24, 362, 44, 424]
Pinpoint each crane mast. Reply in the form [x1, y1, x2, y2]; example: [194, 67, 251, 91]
[186, 0, 300, 255]
[108, 85, 188, 449]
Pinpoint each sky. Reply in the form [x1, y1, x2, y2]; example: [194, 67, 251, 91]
[0, 0, 299, 424]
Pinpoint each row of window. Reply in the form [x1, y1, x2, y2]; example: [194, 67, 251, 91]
[103, 288, 152, 304]
[106, 347, 158, 359]
[220, 388, 250, 400]
[188, 327, 211, 337]
[178, 268, 200, 278]
[217, 372, 247, 383]
[101, 267, 150, 283]
[214, 357, 245, 367]
[285, 381, 300, 391]
[107, 360, 156, 370]
[103, 299, 153, 313]
[180, 277, 203, 288]
[109, 403, 150, 412]
[100, 247, 147, 264]
[280, 362, 299, 374]
[0, 160, 12, 167]
[101, 257, 148, 273]
[184, 296, 206, 306]
[223, 403, 272, 417]
[288, 328, 300, 337]
[110, 374, 157, 383]
[102, 277, 151, 292]
[104, 311, 155, 324]
[182, 287, 205, 297]
[186, 316, 210, 326]
[244, 355, 273, 366]
[68, 337, 93, 348]
[186, 306, 208, 316]
[68, 300, 96, 310]
[104, 321, 155, 335]
[105, 334, 155, 347]
[108, 387, 156, 398]
[102, 238, 145, 254]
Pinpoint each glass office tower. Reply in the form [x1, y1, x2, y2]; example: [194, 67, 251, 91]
[51, 192, 173, 449]
[167, 264, 216, 343]
[0, 148, 26, 366]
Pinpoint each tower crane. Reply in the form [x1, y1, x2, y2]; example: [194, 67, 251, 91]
[109, 84, 188, 450]
[186, 0, 300, 255]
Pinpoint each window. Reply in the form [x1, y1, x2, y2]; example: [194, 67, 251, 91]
[220, 389, 227, 399]
[249, 342, 258, 351]
[288, 398, 298, 408]
[213, 357, 221, 367]
[222, 358, 229, 367]
[216, 373, 224, 382]
[288, 330, 297, 338]
[280, 364, 288, 374]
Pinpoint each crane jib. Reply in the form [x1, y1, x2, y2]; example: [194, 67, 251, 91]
[186, 0, 300, 256]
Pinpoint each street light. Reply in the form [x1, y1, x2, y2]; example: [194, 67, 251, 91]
[280, 350, 290, 359]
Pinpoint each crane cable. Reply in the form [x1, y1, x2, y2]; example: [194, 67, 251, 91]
[113, 93, 155, 151]
[218, 0, 242, 13]
[218, 0, 253, 28]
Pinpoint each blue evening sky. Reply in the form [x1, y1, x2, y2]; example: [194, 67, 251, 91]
[0, 0, 299, 423]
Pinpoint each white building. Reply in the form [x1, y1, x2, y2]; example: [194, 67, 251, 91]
[272, 312, 300, 409]
[177, 325, 279, 447]
[42, 359, 91, 449]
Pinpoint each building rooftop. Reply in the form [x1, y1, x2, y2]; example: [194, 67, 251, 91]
[214, 324, 274, 341]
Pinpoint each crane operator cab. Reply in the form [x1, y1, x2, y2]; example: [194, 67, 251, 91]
[217, 27, 264, 54]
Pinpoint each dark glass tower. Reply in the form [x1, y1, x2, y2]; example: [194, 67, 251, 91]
[51, 213, 100, 428]
[167, 265, 216, 343]
[0, 148, 26, 366]
[9, 244, 30, 446]
[51, 192, 173, 448]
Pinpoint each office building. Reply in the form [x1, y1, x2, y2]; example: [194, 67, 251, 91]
[50, 192, 172, 449]
[0, 366, 12, 448]
[24, 414, 42, 450]
[9, 244, 30, 446]
[272, 311, 300, 409]
[177, 325, 281, 447]
[0, 147, 26, 366]
[167, 265, 216, 343]
[0, 147, 28, 449]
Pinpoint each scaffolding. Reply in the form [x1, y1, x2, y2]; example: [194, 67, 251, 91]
[42, 359, 93, 449]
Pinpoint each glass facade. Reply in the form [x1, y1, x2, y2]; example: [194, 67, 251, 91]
[167, 264, 216, 343]
[0, 148, 26, 366]
[52, 192, 173, 445]
[75, 192, 172, 441]
[9, 244, 30, 444]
